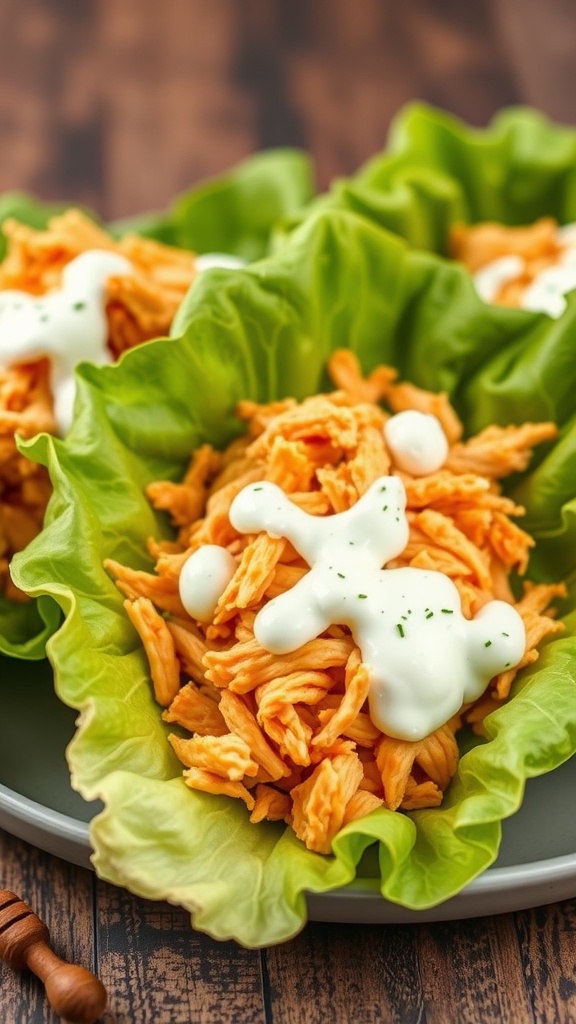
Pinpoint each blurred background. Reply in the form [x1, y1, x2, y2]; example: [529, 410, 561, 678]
[1, 0, 575, 219]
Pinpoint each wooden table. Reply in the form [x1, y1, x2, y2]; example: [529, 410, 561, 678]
[3, 2, 576, 1021]
[4, 825, 576, 1023]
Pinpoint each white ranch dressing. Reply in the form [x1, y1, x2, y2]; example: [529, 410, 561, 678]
[384, 410, 449, 476]
[227, 475, 525, 741]
[0, 249, 132, 434]
[195, 253, 246, 272]
[179, 544, 237, 622]
[521, 257, 576, 318]
[473, 255, 524, 305]
[556, 223, 576, 247]
[472, 221, 576, 318]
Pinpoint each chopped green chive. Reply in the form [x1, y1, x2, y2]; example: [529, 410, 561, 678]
[441, 609, 453, 615]
[253, 486, 263, 491]
[337, 572, 345, 579]
[72, 300, 86, 311]
[380, 485, 387, 492]
[357, 594, 367, 599]
[502, 632, 509, 637]
[401, 615, 408, 621]
[396, 623, 405, 638]
[382, 505, 388, 511]
[425, 611, 433, 619]
[484, 640, 492, 648]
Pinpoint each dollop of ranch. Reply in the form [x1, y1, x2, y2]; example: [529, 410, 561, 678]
[179, 544, 237, 622]
[227, 476, 525, 741]
[383, 410, 449, 476]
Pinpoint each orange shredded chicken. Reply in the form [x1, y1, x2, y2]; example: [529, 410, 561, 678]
[0, 208, 199, 599]
[106, 350, 564, 854]
[449, 216, 568, 308]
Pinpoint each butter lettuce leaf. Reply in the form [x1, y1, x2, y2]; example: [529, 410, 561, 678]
[280, 103, 576, 255]
[11, 210, 576, 946]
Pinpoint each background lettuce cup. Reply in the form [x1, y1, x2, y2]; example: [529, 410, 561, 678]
[0, 147, 313, 659]
[11, 209, 576, 947]
[279, 104, 576, 319]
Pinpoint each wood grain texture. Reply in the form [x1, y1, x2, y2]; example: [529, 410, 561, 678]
[0, 0, 573, 218]
[490, 0, 576, 123]
[265, 921, 425, 1024]
[417, 914, 532, 1024]
[515, 902, 576, 1024]
[95, 880, 265, 1024]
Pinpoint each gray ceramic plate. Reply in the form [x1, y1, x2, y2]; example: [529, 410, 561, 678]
[3, 656, 576, 923]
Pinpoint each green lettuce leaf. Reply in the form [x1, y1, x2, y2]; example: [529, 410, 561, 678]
[11, 209, 576, 946]
[0, 149, 313, 657]
[279, 103, 576, 254]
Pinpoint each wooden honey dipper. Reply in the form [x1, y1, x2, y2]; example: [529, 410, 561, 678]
[0, 889, 107, 1023]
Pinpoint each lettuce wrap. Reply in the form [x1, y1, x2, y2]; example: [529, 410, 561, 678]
[0, 147, 313, 659]
[11, 209, 576, 946]
[279, 103, 576, 257]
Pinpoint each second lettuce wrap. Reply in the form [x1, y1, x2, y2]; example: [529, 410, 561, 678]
[280, 103, 576, 255]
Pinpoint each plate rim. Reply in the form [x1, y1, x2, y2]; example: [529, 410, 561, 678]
[3, 777, 576, 904]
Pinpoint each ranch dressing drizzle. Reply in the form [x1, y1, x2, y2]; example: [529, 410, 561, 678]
[228, 476, 525, 741]
[521, 251, 576, 318]
[473, 222, 576, 318]
[0, 249, 133, 434]
[473, 255, 524, 305]
[384, 410, 449, 476]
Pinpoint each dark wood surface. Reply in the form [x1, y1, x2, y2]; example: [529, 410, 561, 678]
[5, 827, 576, 1024]
[2, 0, 576, 219]
[3, 2, 576, 1021]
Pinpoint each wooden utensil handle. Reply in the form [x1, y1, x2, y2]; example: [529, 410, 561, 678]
[0, 889, 107, 1024]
